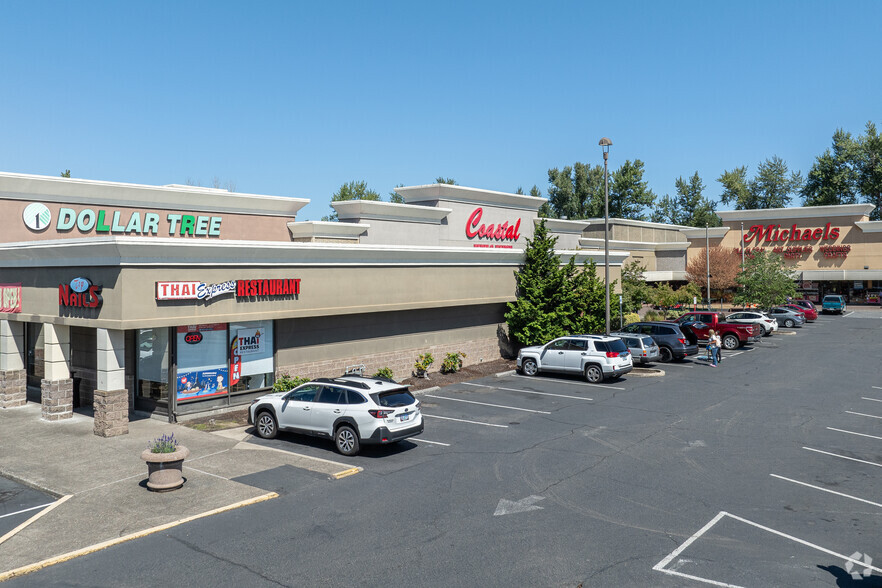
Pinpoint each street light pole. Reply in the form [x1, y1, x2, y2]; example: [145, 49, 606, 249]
[705, 222, 711, 309]
[599, 137, 613, 336]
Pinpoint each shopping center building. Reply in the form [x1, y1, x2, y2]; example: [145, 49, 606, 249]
[1, 171, 879, 436]
[0, 173, 620, 435]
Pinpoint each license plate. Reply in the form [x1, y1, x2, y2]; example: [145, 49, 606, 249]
[397, 413, 411, 422]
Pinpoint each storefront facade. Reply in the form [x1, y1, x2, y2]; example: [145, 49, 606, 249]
[0, 173, 622, 435]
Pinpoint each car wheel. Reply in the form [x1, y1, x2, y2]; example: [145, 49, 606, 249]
[255, 411, 278, 439]
[784, 318, 795, 328]
[584, 365, 603, 383]
[758, 325, 767, 337]
[522, 358, 539, 376]
[335, 424, 360, 456]
[658, 347, 673, 363]
[722, 334, 739, 350]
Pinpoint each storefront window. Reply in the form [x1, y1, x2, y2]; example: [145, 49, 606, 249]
[176, 324, 228, 402]
[137, 328, 169, 404]
[229, 320, 274, 393]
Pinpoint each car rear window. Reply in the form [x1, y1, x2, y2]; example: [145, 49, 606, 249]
[372, 389, 416, 407]
[596, 339, 628, 353]
[655, 326, 678, 335]
[641, 336, 655, 346]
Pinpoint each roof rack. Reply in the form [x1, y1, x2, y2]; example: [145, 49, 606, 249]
[312, 377, 371, 390]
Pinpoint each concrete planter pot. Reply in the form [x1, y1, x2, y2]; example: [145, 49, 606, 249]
[141, 446, 190, 491]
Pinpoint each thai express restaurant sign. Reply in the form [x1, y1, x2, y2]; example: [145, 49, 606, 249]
[156, 279, 301, 301]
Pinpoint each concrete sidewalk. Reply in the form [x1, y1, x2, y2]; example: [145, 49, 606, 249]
[0, 403, 359, 580]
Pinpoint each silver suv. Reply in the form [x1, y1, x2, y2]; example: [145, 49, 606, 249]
[248, 376, 423, 456]
[517, 335, 633, 383]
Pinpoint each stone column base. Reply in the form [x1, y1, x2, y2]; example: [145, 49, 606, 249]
[41, 379, 73, 421]
[93, 388, 129, 437]
[0, 369, 27, 408]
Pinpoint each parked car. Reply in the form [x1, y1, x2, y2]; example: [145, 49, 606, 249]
[618, 321, 698, 362]
[783, 303, 817, 321]
[821, 294, 847, 314]
[517, 335, 633, 383]
[610, 332, 661, 364]
[724, 311, 779, 337]
[767, 307, 806, 328]
[248, 376, 423, 456]
[671, 311, 761, 349]
[791, 299, 817, 312]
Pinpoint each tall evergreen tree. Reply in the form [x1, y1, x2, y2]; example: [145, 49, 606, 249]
[857, 121, 882, 220]
[801, 129, 859, 207]
[608, 159, 656, 220]
[719, 156, 803, 210]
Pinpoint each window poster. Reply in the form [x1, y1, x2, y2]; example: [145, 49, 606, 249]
[176, 324, 228, 400]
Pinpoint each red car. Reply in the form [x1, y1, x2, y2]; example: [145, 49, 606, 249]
[784, 303, 817, 321]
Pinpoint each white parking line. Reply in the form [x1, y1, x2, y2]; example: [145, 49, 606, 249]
[422, 414, 508, 428]
[803, 446, 882, 468]
[424, 394, 551, 414]
[873, 386, 882, 390]
[0, 502, 56, 520]
[654, 362, 695, 368]
[654, 510, 882, 586]
[510, 374, 625, 389]
[464, 382, 591, 401]
[827, 426, 882, 441]
[843, 311, 855, 317]
[863, 396, 882, 402]
[846, 410, 882, 420]
[412, 438, 451, 446]
[770, 474, 882, 509]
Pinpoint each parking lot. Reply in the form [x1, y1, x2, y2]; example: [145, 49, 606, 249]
[7, 309, 882, 587]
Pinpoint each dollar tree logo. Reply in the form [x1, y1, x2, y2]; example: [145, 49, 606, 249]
[845, 551, 873, 580]
[23, 203, 51, 231]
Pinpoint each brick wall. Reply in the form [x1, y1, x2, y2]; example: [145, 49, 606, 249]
[0, 369, 26, 408]
[276, 335, 506, 382]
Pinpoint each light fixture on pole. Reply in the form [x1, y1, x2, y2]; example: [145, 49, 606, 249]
[740, 221, 745, 267]
[705, 222, 711, 309]
[599, 137, 613, 336]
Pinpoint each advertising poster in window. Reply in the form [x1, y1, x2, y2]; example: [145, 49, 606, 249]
[176, 324, 229, 400]
[229, 321, 274, 391]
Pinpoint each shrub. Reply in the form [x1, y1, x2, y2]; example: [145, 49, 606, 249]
[644, 310, 659, 321]
[272, 373, 309, 392]
[413, 353, 434, 378]
[623, 312, 640, 326]
[373, 367, 394, 380]
[440, 351, 467, 374]
[147, 433, 179, 454]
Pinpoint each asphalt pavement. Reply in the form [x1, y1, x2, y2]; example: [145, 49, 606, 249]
[2, 308, 881, 586]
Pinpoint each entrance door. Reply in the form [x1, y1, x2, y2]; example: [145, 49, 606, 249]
[25, 323, 43, 402]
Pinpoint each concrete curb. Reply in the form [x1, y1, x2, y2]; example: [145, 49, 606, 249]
[0, 492, 279, 582]
[495, 370, 516, 378]
[629, 367, 666, 377]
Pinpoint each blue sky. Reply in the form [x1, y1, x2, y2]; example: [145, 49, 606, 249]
[2, 1, 880, 220]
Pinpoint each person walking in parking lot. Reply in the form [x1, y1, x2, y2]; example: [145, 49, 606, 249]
[707, 329, 720, 367]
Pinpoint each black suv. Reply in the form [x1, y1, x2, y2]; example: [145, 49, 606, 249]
[618, 321, 698, 362]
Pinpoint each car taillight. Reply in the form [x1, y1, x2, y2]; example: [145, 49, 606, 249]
[606, 351, 619, 358]
[678, 338, 687, 344]
[369, 409, 393, 419]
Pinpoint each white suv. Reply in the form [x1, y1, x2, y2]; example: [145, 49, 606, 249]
[517, 335, 633, 383]
[248, 376, 423, 456]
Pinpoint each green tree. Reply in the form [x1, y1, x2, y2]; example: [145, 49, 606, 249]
[608, 159, 656, 220]
[60, 169, 71, 178]
[856, 121, 882, 220]
[801, 129, 859, 207]
[435, 177, 457, 185]
[504, 221, 606, 346]
[389, 183, 405, 204]
[649, 284, 679, 317]
[718, 156, 803, 210]
[651, 172, 720, 226]
[324, 180, 381, 221]
[620, 260, 651, 314]
[546, 162, 605, 219]
[733, 250, 797, 309]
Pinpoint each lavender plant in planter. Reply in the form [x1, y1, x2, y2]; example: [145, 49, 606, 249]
[141, 433, 190, 491]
